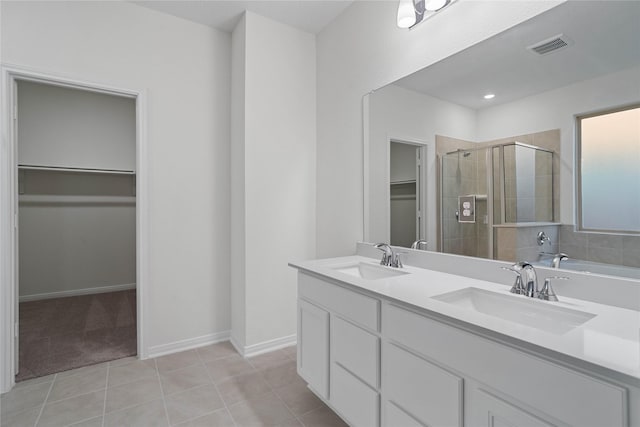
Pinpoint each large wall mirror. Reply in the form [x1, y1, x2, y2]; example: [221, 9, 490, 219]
[364, 1, 640, 280]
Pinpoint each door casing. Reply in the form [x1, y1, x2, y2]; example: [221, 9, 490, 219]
[0, 64, 150, 393]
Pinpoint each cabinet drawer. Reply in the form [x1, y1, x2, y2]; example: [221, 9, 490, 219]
[332, 316, 379, 388]
[384, 343, 462, 427]
[468, 388, 557, 427]
[383, 303, 627, 427]
[299, 272, 379, 331]
[331, 363, 379, 427]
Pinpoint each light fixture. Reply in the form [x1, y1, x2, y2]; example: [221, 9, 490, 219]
[483, 93, 495, 100]
[397, 0, 417, 28]
[397, 0, 456, 29]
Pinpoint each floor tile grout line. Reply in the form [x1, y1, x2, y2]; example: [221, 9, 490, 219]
[153, 358, 172, 426]
[40, 369, 110, 406]
[101, 363, 109, 427]
[196, 345, 239, 427]
[33, 372, 56, 427]
[245, 350, 307, 426]
[261, 366, 307, 426]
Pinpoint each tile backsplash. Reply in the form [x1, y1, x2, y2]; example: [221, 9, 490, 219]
[559, 225, 640, 268]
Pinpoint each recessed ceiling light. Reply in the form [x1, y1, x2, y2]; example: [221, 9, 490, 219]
[484, 93, 495, 99]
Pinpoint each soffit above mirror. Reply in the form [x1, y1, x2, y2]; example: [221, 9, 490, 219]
[394, 1, 640, 110]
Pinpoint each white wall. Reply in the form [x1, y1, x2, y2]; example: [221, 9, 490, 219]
[2, 1, 232, 354]
[477, 65, 640, 224]
[231, 12, 316, 351]
[316, 0, 563, 257]
[230, 15, 247, 351]
[368, 84, 476, 246]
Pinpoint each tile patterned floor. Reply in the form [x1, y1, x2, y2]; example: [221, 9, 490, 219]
[1, 342, 348, 427]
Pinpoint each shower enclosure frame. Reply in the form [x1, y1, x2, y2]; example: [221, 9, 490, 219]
[439, 141, 554, 259]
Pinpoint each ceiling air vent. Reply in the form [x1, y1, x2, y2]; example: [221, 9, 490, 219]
[527, 34, 572, 55]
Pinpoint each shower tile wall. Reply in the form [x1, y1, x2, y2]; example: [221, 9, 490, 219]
[495, 225, 559, 262]
[437, 135, 476, 256]
[437, 130, 560, 259]
[559, 225, 640, 268]
[441, 149, 491, 258]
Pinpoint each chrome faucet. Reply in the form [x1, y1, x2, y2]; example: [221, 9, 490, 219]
[374, 243, 403, 268]
[411, 239, 428, 250]
[507, 261, 538, 297]
[502, 262, 567, 302]
[538, 276, 568, 301]
[551, 253, 569, 269]
[537, 231, 551, 246]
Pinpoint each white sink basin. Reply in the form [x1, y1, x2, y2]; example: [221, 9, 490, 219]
[432, 287, 596, 335]
[332, 262, 409, 280]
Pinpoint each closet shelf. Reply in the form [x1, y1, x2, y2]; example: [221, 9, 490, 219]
[18, 195, 136, 204]
[391, 194, 416, 201]
[18, 165, 135, 175]
[390, 180, 416, 185]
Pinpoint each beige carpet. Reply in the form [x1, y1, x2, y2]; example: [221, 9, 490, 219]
[17, 290, 137, 382]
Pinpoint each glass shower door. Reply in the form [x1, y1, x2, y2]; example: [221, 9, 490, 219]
[441, 149, 491, 258]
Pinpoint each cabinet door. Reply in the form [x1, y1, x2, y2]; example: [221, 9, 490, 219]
[298, 299, 330, 399]
[468, 388, 559, 427]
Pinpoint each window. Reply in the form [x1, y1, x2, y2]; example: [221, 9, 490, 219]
[577, 104, 640, 233]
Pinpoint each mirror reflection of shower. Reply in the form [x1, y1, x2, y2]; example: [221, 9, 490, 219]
[441, 141, 554, 259]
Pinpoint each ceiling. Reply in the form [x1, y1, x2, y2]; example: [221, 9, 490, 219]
[393, 1, 640, 110]
[133, 0, 354, 34]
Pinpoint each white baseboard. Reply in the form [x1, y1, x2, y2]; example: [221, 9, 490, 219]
[147, 330, 231, 359]
[238, 334, 297, 358]
[19, 283, 136, 302]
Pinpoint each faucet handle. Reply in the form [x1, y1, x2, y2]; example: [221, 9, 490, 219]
[538, 276, 568, 302]
[502, 267, 527, 295]
[394, 252, 407, 268]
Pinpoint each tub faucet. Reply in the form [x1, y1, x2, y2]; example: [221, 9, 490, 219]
[374, 243, 403, 268]
[411, 239, 428, 250]
[537, 231, 551, 246]
[551, 253, 569, 269]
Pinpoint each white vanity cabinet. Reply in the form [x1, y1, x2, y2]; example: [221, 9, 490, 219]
[296, 271, 634, 427]
[298, 272, 381, 426]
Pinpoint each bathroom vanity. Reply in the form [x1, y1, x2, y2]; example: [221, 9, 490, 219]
[289, 253, 640, 427]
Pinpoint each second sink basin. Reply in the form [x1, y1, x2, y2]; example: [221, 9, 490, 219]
[432, 287, 596, 335]
[332, 262, 409, 280]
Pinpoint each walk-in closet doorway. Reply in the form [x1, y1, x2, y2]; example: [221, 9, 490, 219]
[0, 66, 149, 393]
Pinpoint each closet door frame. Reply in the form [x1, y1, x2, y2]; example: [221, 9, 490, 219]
[0, 65, 149, 393]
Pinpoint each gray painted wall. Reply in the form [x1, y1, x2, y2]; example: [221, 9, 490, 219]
[18, 80, 136, 172]
[17, 82, 136, 300]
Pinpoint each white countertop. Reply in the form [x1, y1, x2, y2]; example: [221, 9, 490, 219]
[290, 255, 640, 386]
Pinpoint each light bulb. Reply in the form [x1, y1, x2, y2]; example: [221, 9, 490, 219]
[425, 0, 448, 12]
[484, 93, 495, 100]
[397, 0, 416, 28]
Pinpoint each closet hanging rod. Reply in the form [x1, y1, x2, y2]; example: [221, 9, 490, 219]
[18, 165, 135, 175]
